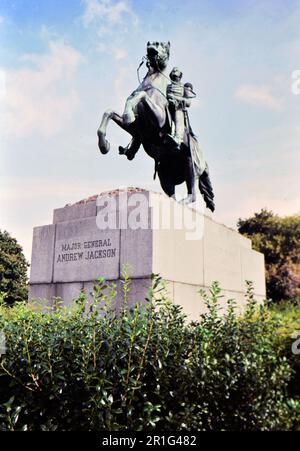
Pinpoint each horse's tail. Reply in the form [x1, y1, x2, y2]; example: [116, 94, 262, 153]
[199, 165, 215, 212]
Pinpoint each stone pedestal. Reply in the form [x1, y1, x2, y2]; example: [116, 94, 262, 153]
[29, 188, 266, 320]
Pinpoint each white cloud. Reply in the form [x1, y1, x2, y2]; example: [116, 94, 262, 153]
[81, 0, 138, 28]
[0, 69, 5, 97]
[113, 47, 128, 61]
[0, 41, 83, 139]
[0, 16, 4, 25]
[97, 42, 128, 61]
[234, 84, 284, 111]
[113, 63, 137, 110]
[39, 24, 60, 40]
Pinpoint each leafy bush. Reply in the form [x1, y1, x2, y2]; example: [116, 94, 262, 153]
[238, 210, 300, 302]
[0, 277, 297, 431]
[0, 230, 28, 306]
[268, 300, 300, 430]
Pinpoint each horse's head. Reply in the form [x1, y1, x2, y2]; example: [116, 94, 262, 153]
[146, 41, 170, 71]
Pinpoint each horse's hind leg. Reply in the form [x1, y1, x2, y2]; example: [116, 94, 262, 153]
[159, 173, 176, 199]
[181, 154, 196, 205]
[186, 155, 196, 199]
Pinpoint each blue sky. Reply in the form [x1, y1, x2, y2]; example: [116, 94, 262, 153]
[0, 0, 299, 260]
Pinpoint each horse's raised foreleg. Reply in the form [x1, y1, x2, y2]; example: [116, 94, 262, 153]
[97, 110, 134, 154]
[97, 109, 114, 154]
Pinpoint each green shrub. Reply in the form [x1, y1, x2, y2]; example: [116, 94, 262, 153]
[0, 277, 297, 431]
[268, 300, 300, 430]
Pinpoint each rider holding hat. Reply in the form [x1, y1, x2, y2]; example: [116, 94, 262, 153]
[166, 67, 196, 150]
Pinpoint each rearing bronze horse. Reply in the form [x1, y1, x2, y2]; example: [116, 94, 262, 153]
[97, 41, 215, 211]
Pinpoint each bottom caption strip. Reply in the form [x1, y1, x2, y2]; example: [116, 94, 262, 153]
[100, 434, 197, 448]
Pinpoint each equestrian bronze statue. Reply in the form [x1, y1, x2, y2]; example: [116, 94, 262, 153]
[97, 41, 215, 211]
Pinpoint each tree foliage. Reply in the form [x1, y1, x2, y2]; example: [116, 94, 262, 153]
[0, 230, 28, 306]
[238, 210, 300, 301]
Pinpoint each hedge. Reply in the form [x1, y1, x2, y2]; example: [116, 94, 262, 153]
[0, 276, 299, 431]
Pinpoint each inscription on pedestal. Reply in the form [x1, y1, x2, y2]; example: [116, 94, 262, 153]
[56, 239, 117, 263]
[53, 218, 120, 283]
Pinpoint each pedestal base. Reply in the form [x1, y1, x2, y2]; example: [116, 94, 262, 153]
[29, 188, 266, 320]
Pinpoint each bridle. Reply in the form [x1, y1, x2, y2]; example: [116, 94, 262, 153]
[137, 52, 170, 83]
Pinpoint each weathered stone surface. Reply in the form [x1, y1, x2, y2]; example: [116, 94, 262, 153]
[83, 278, 151, 312]
[29, 284, 56, 306]
[238, 233, 252, 250]
[153, 229, 204, 286]
[203, 217, 243, 292]
[96, 190, 152, 230]
[54, 217, 120, 283]
[120, 229, 153, 278]
[30, 225, 56, 284]
[172, 281, 206, 319]
[151, 194, 205, 285]
[241, 248, 266, 296]
[204, 216, 252, 250]
[56, 283, 84, 306]
[171, 282, 261, 321]
[53, 202, 97, 224]
[125, 278, 152, 309]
